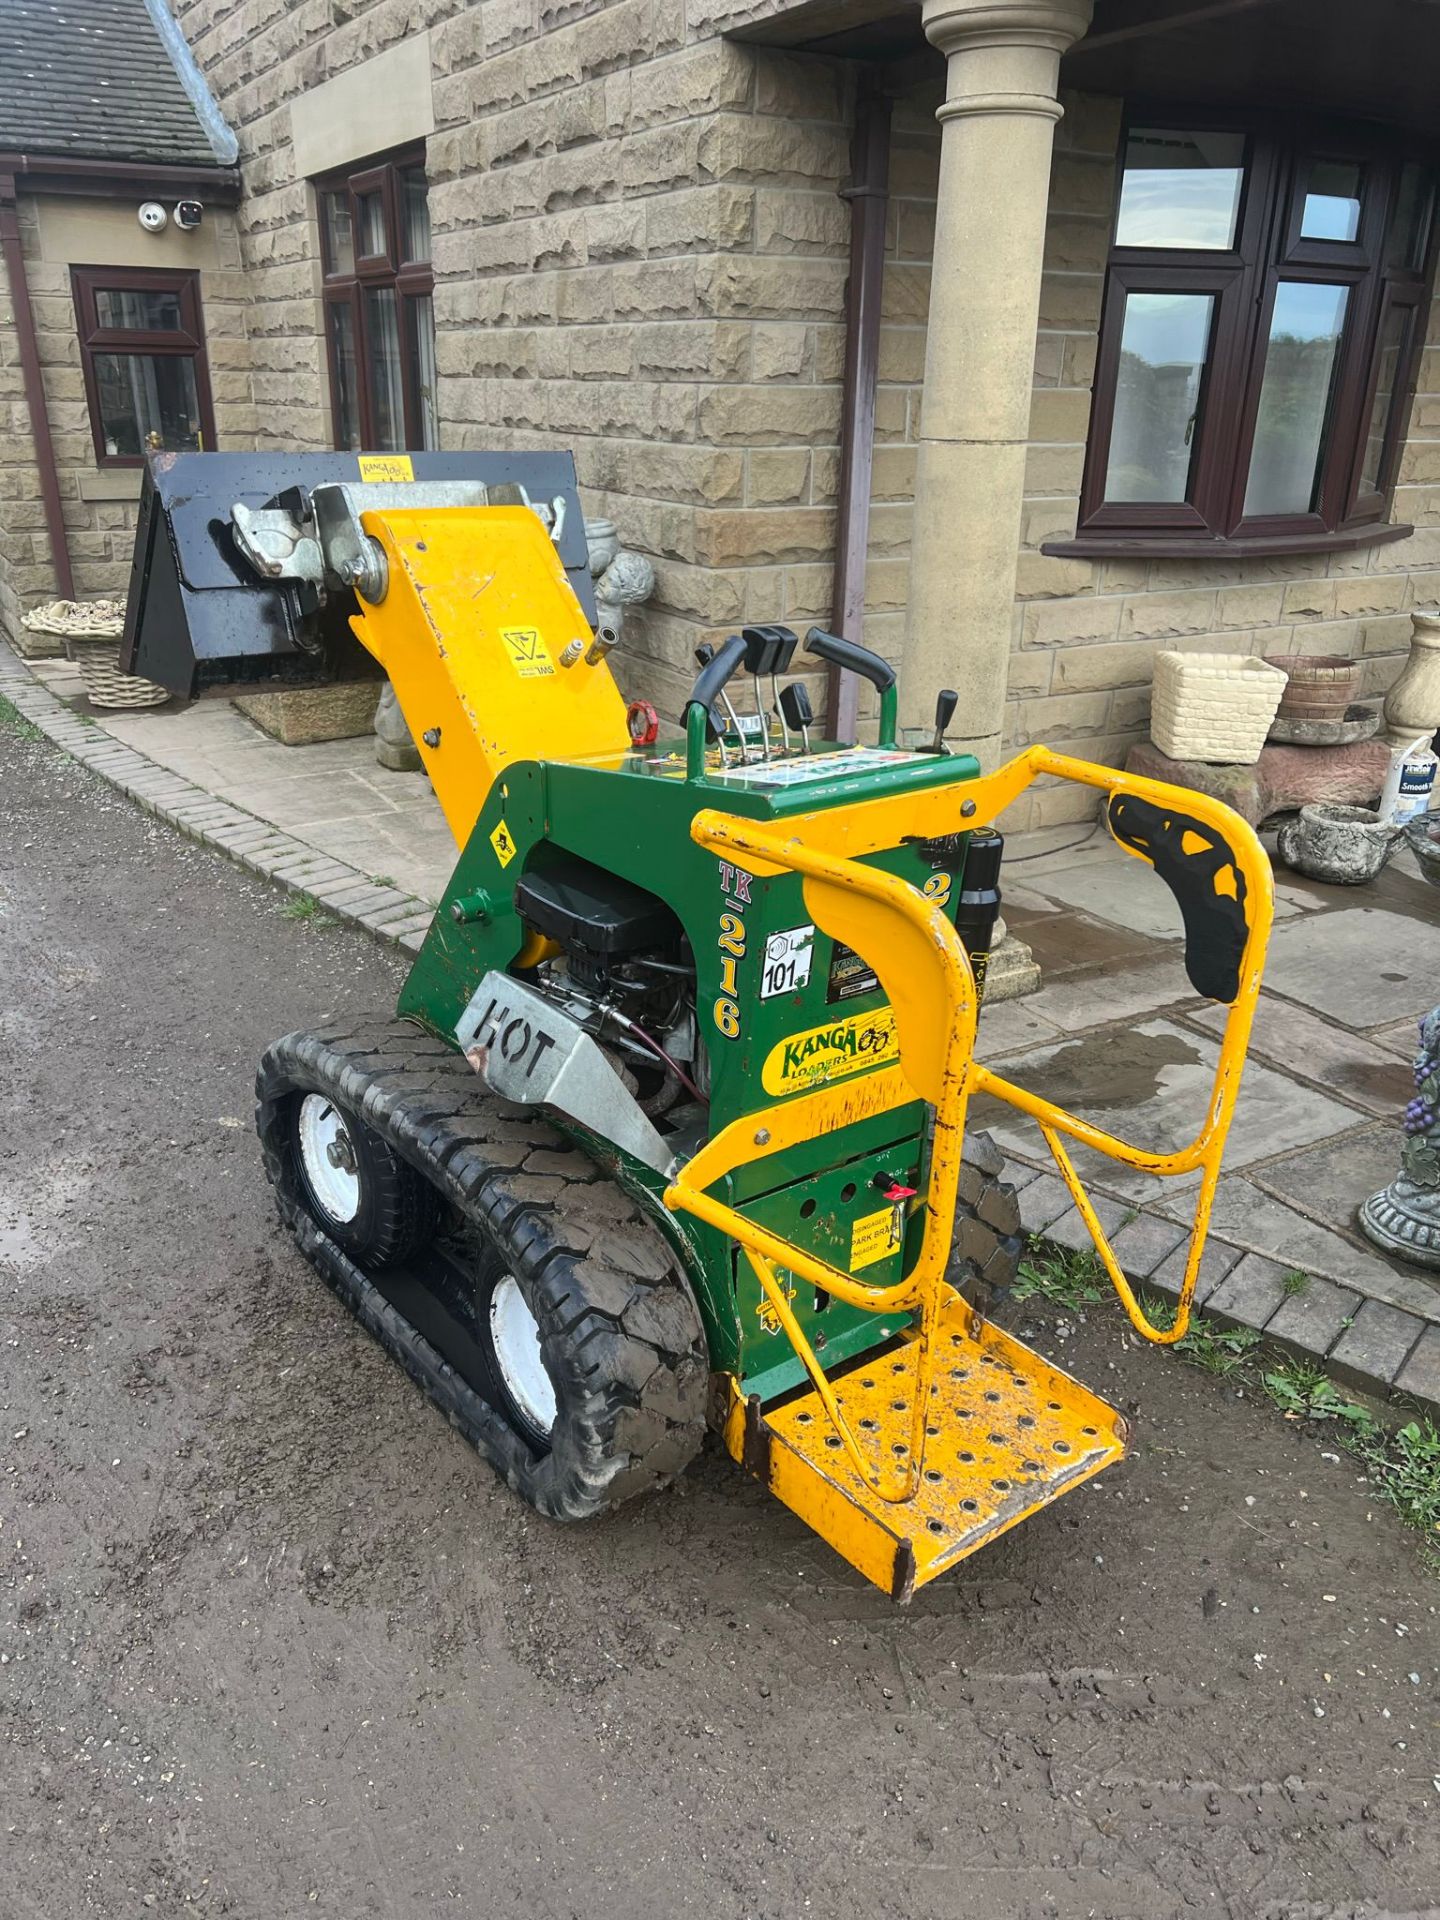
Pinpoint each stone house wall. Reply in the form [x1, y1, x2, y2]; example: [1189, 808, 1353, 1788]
[0, 193, 255, 646]
[870, 83, 1440, 829]
[169, 0, 859, 716]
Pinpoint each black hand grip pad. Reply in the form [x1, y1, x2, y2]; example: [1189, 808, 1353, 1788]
[1107, 794, 1249, 1005]
[804, 626, 897, 692]
[687, 633, 747, 716]
[742, 624, 798, 676]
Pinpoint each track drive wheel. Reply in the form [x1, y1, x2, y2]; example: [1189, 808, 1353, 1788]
[258, 1023, 709, 1521]
[945, 1127, 1023, 1315]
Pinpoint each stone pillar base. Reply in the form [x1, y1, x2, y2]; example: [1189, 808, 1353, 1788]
[981, 931, 1041, 1003]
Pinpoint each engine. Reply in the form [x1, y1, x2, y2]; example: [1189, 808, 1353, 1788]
[513, 850, 705, 1118]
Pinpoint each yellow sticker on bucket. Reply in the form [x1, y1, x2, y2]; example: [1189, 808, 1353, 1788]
[358, 454, 414, 482]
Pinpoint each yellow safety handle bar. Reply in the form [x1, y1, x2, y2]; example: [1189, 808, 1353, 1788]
[663, 747, 1273, 1505]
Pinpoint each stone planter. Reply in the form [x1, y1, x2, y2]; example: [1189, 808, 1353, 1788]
[1264, 653, 1361, 724]
[1383, 609, 1440, 746]
[233, 679, 381, 745]
[1275, 802, 1399, 885]
[1359, 1006, 1440, 1271]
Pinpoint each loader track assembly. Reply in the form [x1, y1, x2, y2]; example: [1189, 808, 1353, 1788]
[257, 1017, 1027, 1523]
[257, 1019, 711, 1520]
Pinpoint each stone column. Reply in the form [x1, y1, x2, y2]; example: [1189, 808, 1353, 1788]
[904, 0, 1094, 767]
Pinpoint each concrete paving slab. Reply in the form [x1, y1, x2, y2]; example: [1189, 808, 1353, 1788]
[1330, 1299, 1426, 1391]
[1261, 907, 1440, 1027]
[1020, 955, 1199, 1034]
[1148, 1233, 1243, 1304]
[1394, 1322, 1440, 1405]
[973, 1018, 1362, 1202]
[974, 997, 1064, 1057]
[1150, 1174, 1414, 1293]
[1206, 1251, 1293, 1329]
[1264, 1275, 1362, 1358]
[1021, 851, 1302, 940]
[1042, 1195, 1134, 1256]
[1108, 1212, 1188, 1279]
[1370, 1016, 1425, 1061]
[1017, 1173, 1073, 1234]
[1249, 1125, 1403, 1237]
[1189, 995, 1412, 1118]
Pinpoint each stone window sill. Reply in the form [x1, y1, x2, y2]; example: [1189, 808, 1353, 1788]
[1042, 522, 1414, 563]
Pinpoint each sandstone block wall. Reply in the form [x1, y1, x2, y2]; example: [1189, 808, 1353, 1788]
[0, 194, 255, 642]
[169, 0, 855, 716]
[870, 84, 1440, 828]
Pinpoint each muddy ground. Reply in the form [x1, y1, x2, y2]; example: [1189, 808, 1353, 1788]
[0, 719, 1436, 1920]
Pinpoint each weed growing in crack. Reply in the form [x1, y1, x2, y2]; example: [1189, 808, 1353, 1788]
[0, 694, 43, 742]
[280, 893, 339, 930]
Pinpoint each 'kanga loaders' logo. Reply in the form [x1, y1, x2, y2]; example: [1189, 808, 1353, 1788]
[761, 1007, 898, 1097]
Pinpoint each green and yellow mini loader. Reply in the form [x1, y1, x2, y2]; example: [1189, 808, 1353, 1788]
[125, 450, 1272, 1602]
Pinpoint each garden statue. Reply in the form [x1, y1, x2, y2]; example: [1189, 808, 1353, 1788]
[1359, 1007, 1440, 1271]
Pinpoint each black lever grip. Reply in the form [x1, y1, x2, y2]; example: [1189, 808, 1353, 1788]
[1107, 794, 1249, 1004]
[779, 681, 814, 730]
[742, 624, 798, 676]
[687, 633, 747, 716]
[804, 626, 896, 692]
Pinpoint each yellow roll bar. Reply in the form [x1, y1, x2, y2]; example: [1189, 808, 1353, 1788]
[663, 747, 1272, 1508]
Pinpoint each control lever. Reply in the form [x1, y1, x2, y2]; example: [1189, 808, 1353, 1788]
[804, 627, 898, 747]
[931, 688, 958, 755]
[778, 681, 814, 754]
[694, 642, 744, 757]
[740, 626, 798, 765]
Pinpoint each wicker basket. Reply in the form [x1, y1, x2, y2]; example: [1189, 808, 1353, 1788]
[1151, 651, 1288, 765]
[68, 635, 171, 710]
[20, 599, 169, 710]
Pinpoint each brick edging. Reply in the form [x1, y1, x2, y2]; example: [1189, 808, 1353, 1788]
[0, 643, 436, 956]
[1006, 1154, 1439, 1420]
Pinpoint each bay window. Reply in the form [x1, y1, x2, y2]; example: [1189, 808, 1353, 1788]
[1053, 118, 1437, 557]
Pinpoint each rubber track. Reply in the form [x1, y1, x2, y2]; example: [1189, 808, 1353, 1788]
[256, 1017, 709, 1521]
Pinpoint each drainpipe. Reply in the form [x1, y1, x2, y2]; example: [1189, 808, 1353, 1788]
[0, 171, 74, 602]
[826, 76, 892, 743]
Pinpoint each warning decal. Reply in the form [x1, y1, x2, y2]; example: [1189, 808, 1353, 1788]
[500, 627, 555, 679]
[490, 820, 518, 867]
[849, 1204, 902, 1273]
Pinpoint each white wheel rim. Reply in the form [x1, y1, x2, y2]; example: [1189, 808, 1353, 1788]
[489, 1275, 557, 1438]
[297, 1093, 361, 1226]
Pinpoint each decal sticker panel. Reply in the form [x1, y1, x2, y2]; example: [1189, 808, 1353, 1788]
[358, 454, 414, 483]
[500, 626, 555, 679]
[761, 1006, 898, 1098]
[760, 924, 814, 1000]
[849, 1204, 903, 1273]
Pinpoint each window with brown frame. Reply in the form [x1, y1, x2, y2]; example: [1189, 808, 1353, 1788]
[316, 149, 437, 453]
[72, 267, 217, 468]
[1051, 117, 1438, 559]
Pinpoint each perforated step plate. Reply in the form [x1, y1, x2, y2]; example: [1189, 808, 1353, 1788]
[727, 1296, 1128, 1602]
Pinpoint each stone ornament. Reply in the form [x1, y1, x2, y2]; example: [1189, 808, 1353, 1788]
[1383, 609, 1440, 747]
[1274, 801, 1399, 885]
[1360, 1007, 1440, 1272]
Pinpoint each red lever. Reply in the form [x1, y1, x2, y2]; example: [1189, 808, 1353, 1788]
[873, 1175, 916, 1202]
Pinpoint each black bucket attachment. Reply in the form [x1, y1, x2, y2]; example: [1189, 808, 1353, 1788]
[120, 449, 596, 698]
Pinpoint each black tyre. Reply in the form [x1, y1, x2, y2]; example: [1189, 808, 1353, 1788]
[288, 1088, 443, 1266]
[257, 1022, 709, 1521]
[945, 1127, 1023, 1314]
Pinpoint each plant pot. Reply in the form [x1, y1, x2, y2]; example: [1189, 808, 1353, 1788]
[1264, 653, 1362, 724]
[1404, 813, 1440, 889]
[1150, 651, 1288, 764]
[1275, 801, 1399, 885]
